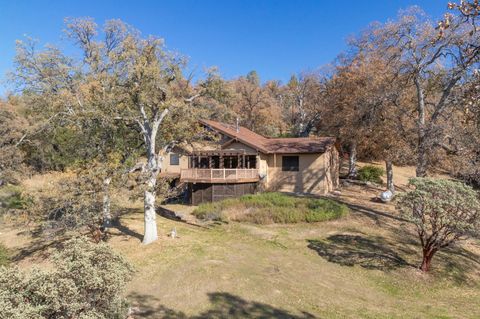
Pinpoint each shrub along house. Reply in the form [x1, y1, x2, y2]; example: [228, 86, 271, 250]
[162, 119, 339, 205]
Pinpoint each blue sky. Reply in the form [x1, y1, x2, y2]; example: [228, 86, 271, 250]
[0, 1, 446, 95]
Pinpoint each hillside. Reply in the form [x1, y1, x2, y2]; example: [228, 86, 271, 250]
[1, 164, 479, 318]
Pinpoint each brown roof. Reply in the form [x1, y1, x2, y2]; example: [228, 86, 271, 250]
[200, 119, 336, 154]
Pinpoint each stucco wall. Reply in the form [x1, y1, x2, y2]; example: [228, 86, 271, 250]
[162, 152, 189, 173]
[323, 146, 340, 192]
[264, 152, 330, 195]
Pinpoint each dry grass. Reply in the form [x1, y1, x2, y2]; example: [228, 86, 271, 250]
[113, 198, 479, 319]
[1, 164, 479, 318]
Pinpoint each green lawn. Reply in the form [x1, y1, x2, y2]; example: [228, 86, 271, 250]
[193, 192, 349, 224]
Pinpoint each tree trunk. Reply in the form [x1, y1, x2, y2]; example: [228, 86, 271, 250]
[348, 142, 357, 178]
[138, 107, 169, 245]
[385, 160, 394, 193]
[142, 149, 160, 244]
[415, 77, 428, 177]
[102, 177, 112, 228]
[416, 140, 428, 178]
[420, 248, 436, 272]
[142, 174, 158, 245]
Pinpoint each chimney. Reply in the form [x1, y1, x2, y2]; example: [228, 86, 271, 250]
[236, 117, 240, 133]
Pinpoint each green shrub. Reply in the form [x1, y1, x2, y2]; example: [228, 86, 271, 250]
[357, 165, 385, 184]
[0, 243, 9, 267]
[0, 185, 33, 210]
[397, 178, 480, 272]
[193, 192, 348, 224]
[0, 237, 134, 319]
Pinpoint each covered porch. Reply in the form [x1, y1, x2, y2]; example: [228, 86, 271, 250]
[189, 149, 258, 169]
[180, 150, 260, 183]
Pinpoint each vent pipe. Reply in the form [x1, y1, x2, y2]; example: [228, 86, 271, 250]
[236, 117, 240, 133]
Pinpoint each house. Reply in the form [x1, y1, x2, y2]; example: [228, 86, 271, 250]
[162, 119, 339, 205]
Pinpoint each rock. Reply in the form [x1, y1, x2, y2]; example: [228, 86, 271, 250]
[380, 190, 393, 203]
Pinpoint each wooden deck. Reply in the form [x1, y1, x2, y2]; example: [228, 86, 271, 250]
[180, 168, 260, 183]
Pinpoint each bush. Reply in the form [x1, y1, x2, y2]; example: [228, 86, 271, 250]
[0, 185, 33, 210]
[0, 237, 134, 319]
[0, 243, 9, 267]
[397, 178, 480, 272]
[357, 165, 384, 184]
[193, 192, 348, 224]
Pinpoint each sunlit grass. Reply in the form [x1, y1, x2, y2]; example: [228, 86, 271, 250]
[193, 192, 349, 224]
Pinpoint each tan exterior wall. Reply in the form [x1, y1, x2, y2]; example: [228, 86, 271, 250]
[264, 152, 333, 195]
[323, 146, 340, 192]
[258, 153, 269, 181]
[162, 152, 189, 174]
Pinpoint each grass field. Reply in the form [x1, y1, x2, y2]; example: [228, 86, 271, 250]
[117, 202, 480, 318]
[1, 164, 479, 318]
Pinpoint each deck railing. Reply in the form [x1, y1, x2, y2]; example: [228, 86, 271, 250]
[180, 168, 259, 182]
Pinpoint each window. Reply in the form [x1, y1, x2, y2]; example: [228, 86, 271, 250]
[170, 153, 180, 166]
[282, 156, 299, 171]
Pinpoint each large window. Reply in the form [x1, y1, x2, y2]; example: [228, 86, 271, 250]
[170, 153, 180, 166]
[282, 156, 299, 171]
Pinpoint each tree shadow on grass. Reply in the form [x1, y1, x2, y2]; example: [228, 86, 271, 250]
[11, 237, 66, 262]
[433, 244, 480, 285]
[307, 234, 411, 270]
[105, 207, 144, 242]
[128, 292, 316, 319]
[109, 218, 143, 242]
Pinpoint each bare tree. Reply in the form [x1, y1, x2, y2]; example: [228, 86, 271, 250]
[281, 73, 326, 137]
[13, 18, 203, 244]
[366, 7, 480, 177]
